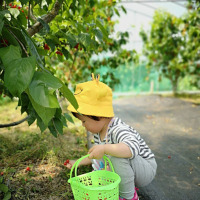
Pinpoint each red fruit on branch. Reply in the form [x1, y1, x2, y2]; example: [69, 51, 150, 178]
[9, 3, 12, 7]
[74, 43, 79, 50]
[168, 155, 171, 159]
[1, 39, 9, 47]
[11, 5, 17, 8]
[56, 51, 63, 56]
[26, 167, 30, 171]
[0, 172, 3, 176]
[18, 6, 21, 10]
[44, 44, 50, 50]
[21, 10, 24, 13]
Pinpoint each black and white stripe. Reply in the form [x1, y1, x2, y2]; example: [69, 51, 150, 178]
[94, 117, 155, 160]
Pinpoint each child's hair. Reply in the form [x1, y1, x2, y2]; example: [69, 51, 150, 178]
[71, 112, 101, 121]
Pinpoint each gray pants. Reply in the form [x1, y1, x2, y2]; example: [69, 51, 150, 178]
[110, 156, 157, 199]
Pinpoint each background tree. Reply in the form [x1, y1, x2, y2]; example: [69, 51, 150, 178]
[0, 0, 137, 135]
[182, 0, 200, 89]
[140, 0, 200, 94]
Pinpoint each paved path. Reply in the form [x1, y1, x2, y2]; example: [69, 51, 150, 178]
[113, 95, 200, 200]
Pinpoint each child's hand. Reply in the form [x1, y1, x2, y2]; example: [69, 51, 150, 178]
[88, 145, 105, 159]
[64, 160, 76, 169]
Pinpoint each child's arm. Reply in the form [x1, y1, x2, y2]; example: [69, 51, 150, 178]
[66, 157, 92, 169]
[88, 143, 132, 159]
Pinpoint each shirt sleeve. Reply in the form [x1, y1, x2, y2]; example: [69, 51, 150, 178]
[113, 127, 140, 159]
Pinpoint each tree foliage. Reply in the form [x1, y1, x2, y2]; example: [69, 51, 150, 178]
[0, 0, 137, 136]
[140, 1, 200, 93]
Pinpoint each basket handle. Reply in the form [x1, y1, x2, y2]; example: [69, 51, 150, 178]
[69, 154, 115, 180]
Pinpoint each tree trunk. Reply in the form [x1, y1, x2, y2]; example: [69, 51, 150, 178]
[27, 0, 63, 37]
[171, 78, 178, 95]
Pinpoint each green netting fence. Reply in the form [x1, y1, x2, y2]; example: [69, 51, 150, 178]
[98, 62, 172, 93]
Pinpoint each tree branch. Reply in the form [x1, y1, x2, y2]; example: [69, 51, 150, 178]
[27, 0, 63, 37]
[0, 116, 29, 128]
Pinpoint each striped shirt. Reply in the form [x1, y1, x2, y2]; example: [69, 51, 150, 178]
[94, 117, 155, 160]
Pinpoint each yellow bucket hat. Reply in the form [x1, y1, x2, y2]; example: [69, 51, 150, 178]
[67, 74, 114, 117]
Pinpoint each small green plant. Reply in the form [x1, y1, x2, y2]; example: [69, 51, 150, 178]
[0, 175, 11, 200]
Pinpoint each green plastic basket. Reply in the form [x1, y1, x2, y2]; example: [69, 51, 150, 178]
[68, 155, 121, 200]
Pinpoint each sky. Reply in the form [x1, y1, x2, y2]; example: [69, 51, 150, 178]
[113, 0, 188, 52]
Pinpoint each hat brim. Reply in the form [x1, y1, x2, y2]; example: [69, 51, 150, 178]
[67, 101, 114, 117]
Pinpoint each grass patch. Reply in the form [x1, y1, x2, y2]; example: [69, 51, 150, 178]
[161, 92, 200, 105]
[0, 101, 92, 200]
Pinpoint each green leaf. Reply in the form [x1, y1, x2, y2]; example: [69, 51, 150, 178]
[26, 103, 37, 126]
[21, 30, 44, 69]
[29, 71, 62, 108]
[0, 177, 3, 184]
[48, 118, 63, 137]
[55, 108, 62, 118]
[93, 28, 103, 42]
[0, 45, 21, 66]
[19, 92, 29, 114]
[64, 113, 74, 124]
[4, 56, 36, 97]
[9, 8, 20, 18]
[36, 115, 47, 132]
[0, 184, 8, 193]
[17, 12, 27, 27]
[59, 84, 78, 110]
[1, 27, 20, 47]
[0, 10, 9, 18]
[79, 33, 92, 47]
[114, 8, 120, 17]
[121, 5, 127, 14]
[37, 18, 50, 33]
[0, 17, 4, 34]
[48, 124, 57, 137]
[54, 118, 63, 134]
[46, 39, 56, 51]
[62, 47, 72, 60]
[28, 92, 56, 126]
[20, 0, 29, 5]
[61, 115, 67, 127]
[65, 33, 77, 48]
[96, 19, 108, 39]
[3, 192, 11, 200]
[8, 27, 26, 47]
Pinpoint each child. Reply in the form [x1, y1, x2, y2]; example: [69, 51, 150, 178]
[66, 74, 157, 200]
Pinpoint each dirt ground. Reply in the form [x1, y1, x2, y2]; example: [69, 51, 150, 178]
[113, 94, 200, 200]
[0, 94, 199, 200]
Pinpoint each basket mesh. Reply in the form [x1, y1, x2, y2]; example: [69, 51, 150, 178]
[70, 170, 120, 200]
